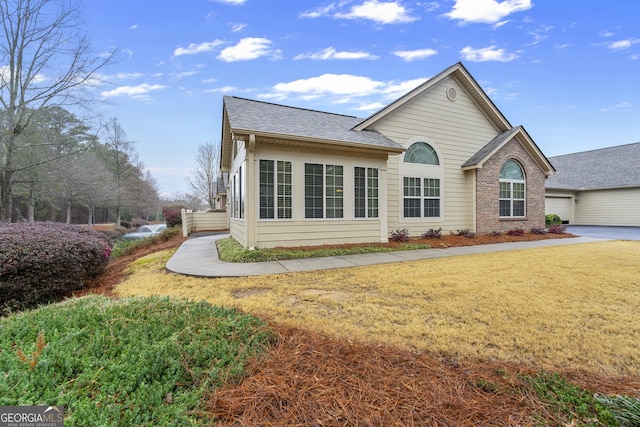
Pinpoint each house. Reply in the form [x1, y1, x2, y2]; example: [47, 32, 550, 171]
[545, 142, 640, 226]
[220, 62, 555, 249]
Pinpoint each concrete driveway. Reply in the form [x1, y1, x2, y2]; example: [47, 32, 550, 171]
[566, 225, 640, 240]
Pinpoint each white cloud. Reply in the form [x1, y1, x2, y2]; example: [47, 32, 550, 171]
[260, 74, 429, 107]
[100, 83, 167, 100]
[606, 38, 640, 51]
[230, 23, 246, 32]
[217, 37, 279, 62]
[445, 0, 532, 24]
[392, 48, 438, 61]
[129, 24, 139, 30]
[601, 102, 632, 112]
[211, 0, 246, 4]
[301, 1, 417, 24]
[599, 30, 615, 37]
[204, 86, 237, 93]
[294, 47, 378, 60]
[173, 40, 224, 57]
[460, 45, 519, 62]
[175, 71, 199, 79]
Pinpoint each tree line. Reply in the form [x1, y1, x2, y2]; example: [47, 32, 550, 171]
[0, 0, 161, 225]
[4, 108, 160, 225]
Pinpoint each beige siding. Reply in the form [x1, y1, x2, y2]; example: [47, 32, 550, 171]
[257, 220, 381, 248]
[574, 188, 640, 226]
[371, 76, 499, 236]
[230, 218, 246, 247]
[251, 144, 389, 248]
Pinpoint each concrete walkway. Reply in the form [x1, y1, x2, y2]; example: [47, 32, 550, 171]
[166, 234, 607, 278]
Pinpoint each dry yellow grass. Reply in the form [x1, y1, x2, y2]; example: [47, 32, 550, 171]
[115, 240, 640, 377]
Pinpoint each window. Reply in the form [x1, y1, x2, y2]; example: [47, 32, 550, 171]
[354, 167, 378, 218]
[499, 160, 525, 217]
[404, 141, 439, 165]
[403, 177, 440, 218]
[230, 166, 244, 219]
[259, 160, 292, 219]
[305, 163, 343, 219]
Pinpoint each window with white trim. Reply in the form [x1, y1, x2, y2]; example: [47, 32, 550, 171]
[305, 163, 343, 219]
[354, 167, 378, 218]
[403, 177, 440, 218]
[402, 141, 442, 219]
[499, 160, 525, 217]
[259, 159, 292, 219]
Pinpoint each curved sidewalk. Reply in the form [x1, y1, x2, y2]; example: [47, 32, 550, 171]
[166, 234, 607, 278]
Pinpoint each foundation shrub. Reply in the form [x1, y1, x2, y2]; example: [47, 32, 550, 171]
[454, 229, 475, 238]
[389, 228, 410, 242]
[507, 228, 526, 236]
[0, 222, 111, 315]
[531, 227, 547, 235]
[548, 225, 567, 234]
[545, 214, 562, 226]
[422, 228, 443, 239]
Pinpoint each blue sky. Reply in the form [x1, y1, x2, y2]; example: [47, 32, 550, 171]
[83, 0, 640, 197]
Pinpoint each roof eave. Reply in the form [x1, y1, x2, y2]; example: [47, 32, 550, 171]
[229, 128, 405, 154]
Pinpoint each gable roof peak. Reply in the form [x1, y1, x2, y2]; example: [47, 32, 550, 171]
[353, 61, 512, 132]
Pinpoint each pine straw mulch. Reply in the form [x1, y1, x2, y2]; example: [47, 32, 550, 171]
[78, 231, 640, 426]
[207, 323, 640, 427]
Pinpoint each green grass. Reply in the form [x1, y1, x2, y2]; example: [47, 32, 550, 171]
[528, 371, 640, 426]
[216, 237, 432, 262]
[0, 295, 273, 426]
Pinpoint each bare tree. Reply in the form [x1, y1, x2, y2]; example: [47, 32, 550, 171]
[71, 150, 116, 227]
[187, 141, 220, 210]
[0, 0, 117, 221]
[100, 117, 136, 227]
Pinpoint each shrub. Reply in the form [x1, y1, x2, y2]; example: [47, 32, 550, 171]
[162, 205, 186, 228]
[0, 222, 111, 315]
[491, 230, 503, 237]
[422, 228, 443, 239]
[390, 228, 410, 242]
[545, 213, 562, 226]
[454, 229, 475, 238]
[111, 226, 182, 259]
[507, 228, 526, 236]
[531, 227, 548, 235]
[548, 224, 567, 234]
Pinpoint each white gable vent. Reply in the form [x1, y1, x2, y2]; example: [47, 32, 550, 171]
[446, 87, 457, 101]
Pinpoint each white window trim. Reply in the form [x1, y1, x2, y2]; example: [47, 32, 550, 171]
[499, 179, 526, 218]
[304, 162, 345, 220]
[354, 166, 379, 220]
[258, 158, 293, 221]
[399, 138, 444, 222]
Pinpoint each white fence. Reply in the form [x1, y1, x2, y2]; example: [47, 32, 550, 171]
[181, 209, 229, 237]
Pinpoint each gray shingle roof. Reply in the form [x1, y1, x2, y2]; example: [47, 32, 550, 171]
[546, 142, 640, 190]
[462, 127, 521, 168]
[223, 96, 403, 151]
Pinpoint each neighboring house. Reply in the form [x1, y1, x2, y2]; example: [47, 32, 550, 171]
[220, 62, 555, 249]
[215, 173, 228, 210]
[545, 142, 640, 226]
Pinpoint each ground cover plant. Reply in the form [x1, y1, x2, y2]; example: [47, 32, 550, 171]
[0, 295, 272, 426]
[217, 235, 433, 263]
[0, 222, 111, 315]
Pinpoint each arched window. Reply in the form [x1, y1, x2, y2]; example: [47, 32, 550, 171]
[404, 142, 439, 165]
[499, 160, 525, 217]
[402, 141, 442, 218]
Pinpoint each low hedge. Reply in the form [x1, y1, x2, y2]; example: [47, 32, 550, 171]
[0, 222, 111, 315]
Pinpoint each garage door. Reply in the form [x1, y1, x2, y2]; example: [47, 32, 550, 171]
[545, 197, 572, 224]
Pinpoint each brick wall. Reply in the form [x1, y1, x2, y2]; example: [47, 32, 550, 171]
[476, 139, 547, 234]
